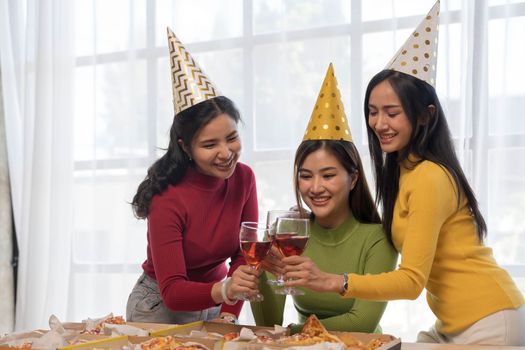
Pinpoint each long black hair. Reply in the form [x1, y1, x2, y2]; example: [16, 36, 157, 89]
[364, 69, 486, 242]
[132, 96, 241, 219]
[293, 140, 381, 225]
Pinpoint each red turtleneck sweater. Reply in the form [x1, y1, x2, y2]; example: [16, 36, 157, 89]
[142, 162, 258, 316]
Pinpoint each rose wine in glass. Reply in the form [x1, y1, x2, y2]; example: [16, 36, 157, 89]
[240, 240, 272, 269]
[239, 222, 272, 302]
[265, 210, 302, 286]
[274, 234, 309, 256]
[273, 217, 310, 296]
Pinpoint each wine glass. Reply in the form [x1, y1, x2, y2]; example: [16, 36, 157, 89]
[273, 217, 310, 296]
[265, 210, 302, 286]
[238, 221, 272, 302]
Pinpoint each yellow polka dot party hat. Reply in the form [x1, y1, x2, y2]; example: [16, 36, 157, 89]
[167, 27, 221, 115]
[385, 0, 440, 86]
[303, 63, 352, 142]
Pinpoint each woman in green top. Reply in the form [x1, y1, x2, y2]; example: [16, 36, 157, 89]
[251, 64, 397, 333]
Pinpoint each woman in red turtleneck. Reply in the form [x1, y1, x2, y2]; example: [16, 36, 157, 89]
[127, 96, 259, 324]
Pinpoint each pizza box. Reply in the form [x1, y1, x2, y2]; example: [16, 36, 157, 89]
[128, 335, 217, 349]
[151, 321, 282, 338]
[0, 333, 122, 350]
[150, 322, 287, 350]
[60, 322, 174, 336]
[245, 332, 400, 350]
[60, 323, 85, 333]
[126, 322, 180, 336]
[331, 331, 400, 350]
[0, 330, 47, 349]
[0, 330, 47, 341]
[57, 335, 128, 350]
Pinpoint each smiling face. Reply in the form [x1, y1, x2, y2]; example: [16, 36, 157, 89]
[367, 80, 413, 153]
[297, 148, 358, 229]
[182, 113, 241, 179]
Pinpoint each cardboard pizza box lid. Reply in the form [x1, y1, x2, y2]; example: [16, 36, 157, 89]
[58, 335, 128, 350]
[244, 331, 400, 350]
[0, 330, 47, 349]
[126, 322, 178, 336]
[152, 321, 280, 337]
[128, 335, 217, 349]
[331, 331, 401, 350]
[60, 323, 85, 333]
[60, 321, 174, 337]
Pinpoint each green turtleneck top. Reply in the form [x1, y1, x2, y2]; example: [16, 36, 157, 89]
[251, 214, 397, 333]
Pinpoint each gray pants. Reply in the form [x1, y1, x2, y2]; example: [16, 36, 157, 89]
[126, 273, 220, 324]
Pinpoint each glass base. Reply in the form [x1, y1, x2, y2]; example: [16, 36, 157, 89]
[266, 279, 284, 287]
[274, 287, 304, 296]
[236, 292, 265, 302]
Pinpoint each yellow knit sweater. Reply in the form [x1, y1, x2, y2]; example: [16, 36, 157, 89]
[344, 159, 524, 333]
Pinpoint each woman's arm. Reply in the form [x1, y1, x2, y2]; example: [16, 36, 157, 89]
[345, 163, 457, 300]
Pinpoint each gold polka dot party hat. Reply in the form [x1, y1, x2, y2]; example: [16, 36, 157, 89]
[385, 0, 440, 86]
[303, 63, 352, 142]
[167, 27, 221, 115]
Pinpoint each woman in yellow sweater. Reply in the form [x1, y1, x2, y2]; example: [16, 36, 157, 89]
[281, 1, 524, 345]
[284, 74, 525, 345]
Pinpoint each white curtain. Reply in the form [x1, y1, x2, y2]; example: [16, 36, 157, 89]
[0, 0, 75, 330]
[1, 0, 524, 340]
[0, 68, 15, 334]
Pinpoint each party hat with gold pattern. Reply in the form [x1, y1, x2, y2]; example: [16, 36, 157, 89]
[385, 0, 440, 86]
[303, 63, 352, 142]
[167, 27, 221, 115]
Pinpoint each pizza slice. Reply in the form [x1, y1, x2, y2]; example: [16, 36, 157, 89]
[139, 336, 179, 350]
[138, 336, 210, 350]
[365, 338, 388, 350]
[301, 315, 343, 343]
[301, 314, 326, 337]
[82, 315, 126, 335]
[300, 315, 390, 349]
[336, 333, 365, 349]
[222, 332, 240, 341]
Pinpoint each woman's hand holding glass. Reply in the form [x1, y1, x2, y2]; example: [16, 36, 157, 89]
[223, 264, 262, 303]
[281, 255, 341, 293]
